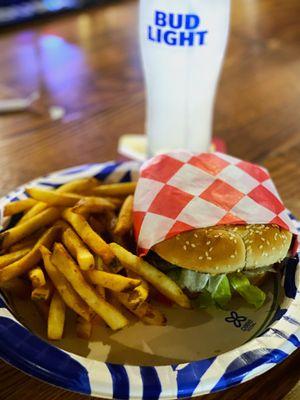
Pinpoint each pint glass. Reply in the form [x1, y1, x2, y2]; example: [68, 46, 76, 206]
[139, 0, 231, 156]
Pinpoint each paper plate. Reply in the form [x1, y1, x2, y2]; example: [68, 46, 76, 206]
[0, 161, 299, 399]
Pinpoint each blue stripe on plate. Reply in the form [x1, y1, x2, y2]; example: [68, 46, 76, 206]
[283, 315, 300, 326]
[59, 166, 92, 176]
[38, 182, 62, 188]
[94, 162, 123, 181]
[107, 363, 129, 400]
[0, 317, 91, 394]
[140, 366, 162, 400]
[211, 348, 288, 392]
[284, 262, 297, 298]
[272, 307, 287, 323]
[269, 328, 300, 347]
[172, 357, 216, 398]
[287, 334, 300, 347]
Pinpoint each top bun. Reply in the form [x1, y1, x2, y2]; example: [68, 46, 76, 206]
[152, 224, 292, 274]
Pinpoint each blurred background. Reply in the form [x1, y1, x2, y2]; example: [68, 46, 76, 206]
[0, 0, 299, 206]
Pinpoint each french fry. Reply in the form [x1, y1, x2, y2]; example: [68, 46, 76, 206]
[48, 291, 66, 340]
[28, 267, 46, 288]
[126, 269, 149, 302]
[4, 198, 37, 217]
[127, 282, 149, 306]
[0, 207, 60, 249]
[95, 285, 105, 299]
[92, 182, 137, 197]
[62, 228, 94, 270]
[26, 188, 82, 207]
[18, 202, 48, 224]
[9, 229, 46, 251]
[86, 270, 141, 292]
[139, 304, 167, 325]
[56, 177, 99, 194]
[76, 317, 92, 339]
[0, 226, 59, 283]
[115, 292, 166, 325]
[102, 197, 124, 208]
[71, 197, 116, 215]
[31, 284, 51, 301]
[109, 243, 191, 309]
[114, 195, 133, 236]
[0, 248, 30, 268]
[62, 208, 114, 265]
[40, 246, 91, 321]
[95, 254, 105, 271]
[18, 178, 99, 225]
[53, 219, 70, 230]
[51, 243, 128, 330]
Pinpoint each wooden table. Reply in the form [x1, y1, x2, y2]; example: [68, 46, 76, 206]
[0, 0, 299, 398]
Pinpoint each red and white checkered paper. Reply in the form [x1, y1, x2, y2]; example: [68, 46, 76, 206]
[133, 150, 298, 256]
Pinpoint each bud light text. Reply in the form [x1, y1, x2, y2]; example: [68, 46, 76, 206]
[148, 11, 208, 46]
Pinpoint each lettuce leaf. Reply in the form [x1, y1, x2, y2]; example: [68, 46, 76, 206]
[229, 273, 266, 309]
[207, 275, 231, 308]
[167, 269, 209, 293]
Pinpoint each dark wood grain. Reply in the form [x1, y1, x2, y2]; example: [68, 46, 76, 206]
[0, 0, 299, 399]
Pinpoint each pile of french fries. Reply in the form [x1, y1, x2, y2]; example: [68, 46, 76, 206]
[0, 178, 190, 341]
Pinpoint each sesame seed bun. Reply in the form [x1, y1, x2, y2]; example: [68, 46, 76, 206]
[152, 224, 292, 274]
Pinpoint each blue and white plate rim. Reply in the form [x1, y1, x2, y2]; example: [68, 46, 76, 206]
[0, 160, 299, 400]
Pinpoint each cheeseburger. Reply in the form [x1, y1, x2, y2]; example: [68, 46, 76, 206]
[147, 224, 294, 308]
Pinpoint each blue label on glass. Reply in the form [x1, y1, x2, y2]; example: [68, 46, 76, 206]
[148, 11, 208, 46]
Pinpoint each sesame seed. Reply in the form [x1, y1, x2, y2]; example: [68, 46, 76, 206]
[266, 240, 270, 245]
[207, 257, 212, 261]
[194, 233, 198, 238]
[198, 256, 203, 260]
[206, 241, 211, 245]
[261, 237, 265, 241]
[234, 250, 238, 255]
[191, 243, 196, 248]
[183, 245, 187, 251]
[185, 241, 190, 245]
[215, 266, 219, 270]
[205, 251, 209, 257]
[230, 254, 235, 258]
[259, 245, 263, 250]
[214, 234, 220, 238]
[209, 247, 213, 252]
[229, 237, 234, 241]
[265, 226, 270, 230]
[233, 227, 238, 231]
[234, 239, 237, 244]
